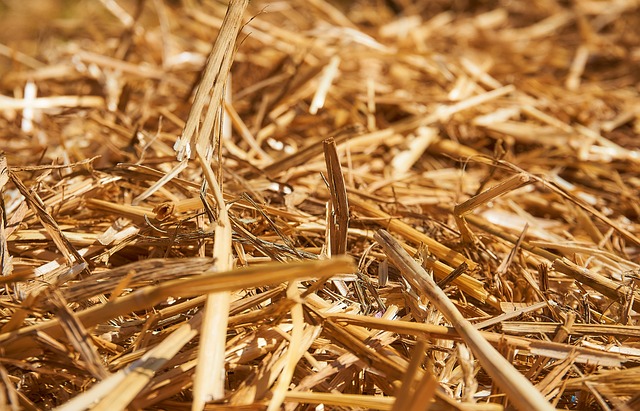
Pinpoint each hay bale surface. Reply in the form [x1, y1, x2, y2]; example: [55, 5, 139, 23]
[1, 1, 639, 410]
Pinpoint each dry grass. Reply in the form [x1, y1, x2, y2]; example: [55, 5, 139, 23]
[1, 0, 639, 410]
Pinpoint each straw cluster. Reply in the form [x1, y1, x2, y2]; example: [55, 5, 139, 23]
[1, 1, 639, 410]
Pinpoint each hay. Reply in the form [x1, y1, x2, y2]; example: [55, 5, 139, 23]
[1, 1, 639, 410]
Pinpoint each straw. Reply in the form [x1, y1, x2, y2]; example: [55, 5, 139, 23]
[374, 229, 554, 411]
[2, 1, 639, 409]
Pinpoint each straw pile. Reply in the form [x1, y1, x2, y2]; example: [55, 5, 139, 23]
[1, 1, 639, 410]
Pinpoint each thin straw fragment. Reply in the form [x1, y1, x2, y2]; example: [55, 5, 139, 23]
[323, 137, 349, 256]
[309, 55, 341, 115]
[454, 173, 531, 216]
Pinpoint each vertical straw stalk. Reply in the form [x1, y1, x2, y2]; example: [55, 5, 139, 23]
[191, 147, 233, 409]
[323, 137, 349, 256]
